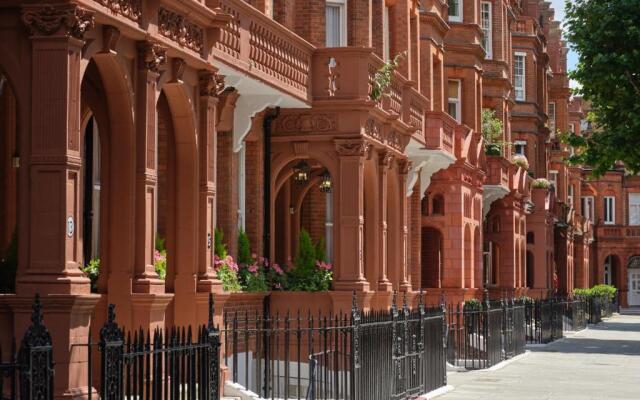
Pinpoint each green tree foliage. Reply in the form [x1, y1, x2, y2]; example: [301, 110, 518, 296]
[315, 236, 327, 263]
[214, 228, 227, 258]
[564, 0, 640, 175]
[481, 109, 505, 155]
[287, 229, 332, 291]
[237, 230, 253, 266]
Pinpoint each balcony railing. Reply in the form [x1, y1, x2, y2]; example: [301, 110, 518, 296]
[212, 0, 314, 101]
[485, 156, 512, 188]
[424, 111, 457, 155]
[597, 225, 640, 239]
[312, 48, 426, 129]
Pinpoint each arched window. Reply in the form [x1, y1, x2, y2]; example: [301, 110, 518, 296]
[421, 194, 430, 216]
[432, 194, 445, 215]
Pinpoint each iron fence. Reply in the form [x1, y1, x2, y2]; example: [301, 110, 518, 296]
[222, 292, 447, 400]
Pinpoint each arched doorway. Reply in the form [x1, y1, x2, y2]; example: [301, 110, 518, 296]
[0, 71, 18, 293]
[273, 158, 333, 268]
[421, 227, 443, 288]
[627, 256, 640, 306]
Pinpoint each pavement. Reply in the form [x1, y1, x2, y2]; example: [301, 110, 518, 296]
[438, 314, 640, 400]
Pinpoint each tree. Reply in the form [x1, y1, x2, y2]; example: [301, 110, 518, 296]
[564, 0, 640, 175]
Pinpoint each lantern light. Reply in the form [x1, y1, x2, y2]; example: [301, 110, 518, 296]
[319, 171, 332, 193]
[292, 160, 310, 184]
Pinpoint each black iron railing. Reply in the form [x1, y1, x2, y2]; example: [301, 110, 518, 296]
[222, 291, 447, 400]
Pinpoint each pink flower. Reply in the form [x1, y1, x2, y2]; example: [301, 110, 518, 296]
[248, 263, 259, 274]
[272, 263, 284, 275]
[224, 255, 238, 271]
[154, 250, 166, 263]
[274, 283, 282, 289]
[316, 261, 333, 271]
[252, 253, 257, 259]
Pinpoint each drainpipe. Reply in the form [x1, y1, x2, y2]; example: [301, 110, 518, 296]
[263, 107, 280, 261]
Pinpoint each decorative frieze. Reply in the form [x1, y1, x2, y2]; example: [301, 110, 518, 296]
[22, 4, 94, 39]
[137, 41, 167, 72]
[199, 71, 225, 97]
[95, 0, 142, 23]
[278, 114, 337, 133]
[364, 118, 383, 142]
[335, 140, 371, 157]
[158, 7, 204, 53]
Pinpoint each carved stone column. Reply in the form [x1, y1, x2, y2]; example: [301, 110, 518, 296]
[19, 4, 100, 398]
[333, 139, 370, 292]
[378, 151, 393, 291]
[133, 41, 166, 293]
[197, 71, 224, 294]
[398, 158, 412, 291]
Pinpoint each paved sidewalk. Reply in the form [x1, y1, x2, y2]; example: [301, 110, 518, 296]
[439, 315, 640, 400]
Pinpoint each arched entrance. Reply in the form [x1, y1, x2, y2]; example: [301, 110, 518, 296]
[526, 250, 534, 288]
[421, 227, 443, 288]
[627, 256, 640, 306]
[0, 71, 18, 293]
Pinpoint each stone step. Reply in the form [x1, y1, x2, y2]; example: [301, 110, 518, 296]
[620, 308, 640, 315]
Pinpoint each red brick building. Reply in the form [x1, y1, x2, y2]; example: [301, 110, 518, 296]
[0, 0, 633, 397]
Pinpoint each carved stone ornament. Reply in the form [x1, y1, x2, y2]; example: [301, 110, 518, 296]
[386, 130, 403, 151]
[158, 7, 204, 53]
[95, 0, 142, 23]
[278, 114, 337, 133]
[137, 41, 167, 72]
[398, 159, 411, 175]
[364, 118, 383, 142]
[335, 140, 371, 157]
[199, 71, 225, 97]
[379, 151, 395, 168]
[22, 4, 94, 39]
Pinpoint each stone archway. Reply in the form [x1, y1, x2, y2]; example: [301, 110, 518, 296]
[627, 256, 640, 306]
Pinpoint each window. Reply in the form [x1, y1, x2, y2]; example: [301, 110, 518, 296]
[514, 53, 526, 101]
[382, 6, 390, 60]
[569, 123, 575, 133]
[581, 196, 594, 221]
[325, 0, 346, 47]
[481, 2, 492, 59]
[448, 80, 461, 123]
[549, 170, 558, 190]
[432, 194, 445, 215]
[448, 0, 462, 22]
[604, 196, 615, 225]
[629, 193, 640, 226]
[568, 185, 574, 208]
[548, 102, 556, 135]
[514, 140, 527, 156]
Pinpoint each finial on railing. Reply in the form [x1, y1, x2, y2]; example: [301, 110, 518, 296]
[351, 289, 358, 313]
[31, 293, 43, 326]
[107, 303, 116, 323]
[402, 290, 409, 311]
[483, 288, 490, 305]
[391, 290, 398, 310]
[418, 289, 424, 308]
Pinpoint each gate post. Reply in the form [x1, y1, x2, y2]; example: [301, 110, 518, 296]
[19, 294, 54, 400]
[99, 304, 124, 400]
[439, 292, 447, 386]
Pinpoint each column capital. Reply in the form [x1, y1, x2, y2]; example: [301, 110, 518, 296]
[378, 150, 395, 169]
[22, 3, 94, 39]
[137, 40, 167, 72]
[334, 139, 371, 158]
[397, 158, 412, 175]
[198, 70, 225, 97]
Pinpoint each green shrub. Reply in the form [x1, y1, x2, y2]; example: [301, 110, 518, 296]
[81, 258, 100, 292]
[315, 236, 327, 263]
[0, 230, 17, 293]
[464, 298, 481, 310]
[573, 284, 617, 301]
[214, 228, 227, 258]
[287, 229, 333, 291]
[237, 230, 253, 266]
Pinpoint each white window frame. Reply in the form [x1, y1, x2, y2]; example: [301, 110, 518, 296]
[448, 79, 462, 124]
[514, 140, 527, 156]
[382, 5, 390, 60]
[481, 2, 492, 59]
[568, 185, 574, 208]
[581, 196, 594, 221]
[514, 52, 526, 101]
[548, 102, 556, 135]
[604, 196, 616, 225]
[325, 0, 347, 47]
[448, 0, 463, 22]
[629, 193, 640, 226]
[569, 123, 575, 133]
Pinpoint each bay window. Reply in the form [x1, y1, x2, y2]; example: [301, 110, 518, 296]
[514, 52, 526, 101]
[481, 2, 492, 59]
[448, 80, 461, 123]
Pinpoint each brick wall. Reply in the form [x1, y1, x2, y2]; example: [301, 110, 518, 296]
[217, 131, 239, 256]
[300, 184, 327, 245]
[245, 137, 264, 256]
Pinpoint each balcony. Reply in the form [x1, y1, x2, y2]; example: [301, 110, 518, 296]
[596, 225, 640, 240]
[212, 0, 314, 103]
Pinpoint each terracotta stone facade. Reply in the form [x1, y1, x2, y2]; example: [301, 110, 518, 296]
[0, 0, 634, 397]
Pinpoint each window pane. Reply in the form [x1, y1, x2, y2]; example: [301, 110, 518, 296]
[481, 2, 491, 57]
[448, 0, 460, 17]
[448, 80, 459, 99]
[514, 55, 525, 100]
[448, 102, 457, 119]
[325, 5, 341, 47]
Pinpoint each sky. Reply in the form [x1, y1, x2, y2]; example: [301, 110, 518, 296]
[549, 0, 579, 72]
